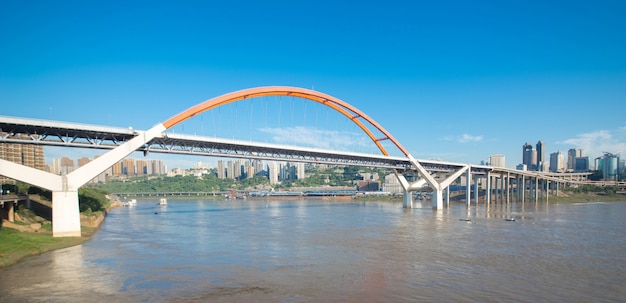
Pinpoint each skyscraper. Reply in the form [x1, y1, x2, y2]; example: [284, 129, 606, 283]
[268, 161, 280, 184]
[217, 160, 226, 179]
[136, 160, 148, 176]
[522, 142, 538, 170]
[0, 141, 45, 184]
[536, 141, 545, 169]
[567, 148, 583, 171]
[550, 151, 566, 173]
[522, 142, 533, 167]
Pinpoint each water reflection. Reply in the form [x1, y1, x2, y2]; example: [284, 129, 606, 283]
[1, 200, 625, 302]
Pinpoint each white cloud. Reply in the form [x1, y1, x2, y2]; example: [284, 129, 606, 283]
[459, 134, 483, 143]
[258, 126, 372, 151]
[558, 129, 626, 160]
[442, 133, 483, 143]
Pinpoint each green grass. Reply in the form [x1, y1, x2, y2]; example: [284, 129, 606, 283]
[0, 227, 90, 268]
[550, 193, 626, 203]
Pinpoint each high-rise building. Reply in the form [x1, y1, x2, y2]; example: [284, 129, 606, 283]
[233, 160, 243, 180]
[567, 148, 584, 171]
[227, 160, 236, 180]
[149, 160, 166, 175]
[295, 162, 305, 179]
[245, 163, 255, 179]
[536, 141, 546, 171]
[136, 160, 148, 176]
[51, 158, 61, 175]
[522, 142, 538, 170]
[61, 157, 75, 174]
[383, 173, 402, 193]
[0, 141, 46, 184]
[536, 141, 545, 165]
[253, 160, 265, 175]
[574, 157, 590, 172]
[122, 158, 135, 176]
[530, 149, 537, 170]
[280, 163, 290, 180]
[217, 160, 226, 179]
[522, 142, 532, 167]
[77, 157, 91, 167]
[488, 154, 506, 168]
[550, 151, 566, 173]
[111, 161, 122, 176]
[268, 161, 280, 184]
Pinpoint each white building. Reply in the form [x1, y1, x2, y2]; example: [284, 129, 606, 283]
[268, 161, 280, 184]
[382, 173, 402, 193]
[488, 154, 506, 168]
[550, 151, 566, 173]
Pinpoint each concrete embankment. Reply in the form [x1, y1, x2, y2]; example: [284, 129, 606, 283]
[80, 199, 121, 228]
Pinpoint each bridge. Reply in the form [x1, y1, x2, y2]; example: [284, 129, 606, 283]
[0, 86, 601, 237]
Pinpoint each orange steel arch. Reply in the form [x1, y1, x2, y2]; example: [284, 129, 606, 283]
[163, 86, 409, 157]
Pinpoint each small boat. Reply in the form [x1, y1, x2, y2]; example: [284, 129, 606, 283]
[158, 198, 167, 206]
[505, 218, 516, 222]
[122, 198, 137, 207]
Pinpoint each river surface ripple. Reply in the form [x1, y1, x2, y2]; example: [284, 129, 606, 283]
[1, 199, 625, 302]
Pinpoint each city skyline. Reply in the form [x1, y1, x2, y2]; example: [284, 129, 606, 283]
[2, 1, 625, 169]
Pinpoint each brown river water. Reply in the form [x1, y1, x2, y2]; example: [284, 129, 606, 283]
[1, 199, 625, 302]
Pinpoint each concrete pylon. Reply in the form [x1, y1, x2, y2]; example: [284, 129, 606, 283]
[395, 172, 429, 209]
[403, 188, 413, 208]
[432, 189, 443, 209]
[431, 165, 470, 210]
[52, 190, 81, 237]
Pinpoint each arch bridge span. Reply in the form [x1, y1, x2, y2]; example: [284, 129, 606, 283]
[163, 86, 409, 157]
[0, 86, 593, 237]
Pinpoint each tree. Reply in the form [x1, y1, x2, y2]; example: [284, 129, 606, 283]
[343, 166, 361, 181]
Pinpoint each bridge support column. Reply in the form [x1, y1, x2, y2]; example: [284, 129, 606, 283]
[445, 186, 450, 207]
[534, 177, 539, 203]
[521, 175, 526, 203]
[506, 173, 510, 204]
[52, 190, 81, 237]
[432, 189, 443, 210]
[555, 182, 559, 197]
[403, 190, 413, 209]
[473, 177, 479, 204]
[492, 176, 497, 204]
[485, 172, 491, 205]
[466, 170, 472, 207]
[7, 201, 15, 222]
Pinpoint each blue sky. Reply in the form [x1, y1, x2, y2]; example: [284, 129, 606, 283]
[1, 0, 625, 169]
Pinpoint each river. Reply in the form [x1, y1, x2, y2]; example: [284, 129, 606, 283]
[1, 199, 625, 302]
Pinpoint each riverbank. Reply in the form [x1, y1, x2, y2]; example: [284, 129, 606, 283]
[0, 200, 121, 269]
[429, 190, 626, 204]
[548, 192, 626, 203]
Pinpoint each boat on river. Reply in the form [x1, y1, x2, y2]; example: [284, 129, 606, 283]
[122, 198, 137, 207]
[158, 198, 167, 206]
